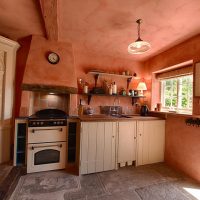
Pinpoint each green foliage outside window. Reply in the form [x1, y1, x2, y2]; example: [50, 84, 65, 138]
[161, 75, 193, 111]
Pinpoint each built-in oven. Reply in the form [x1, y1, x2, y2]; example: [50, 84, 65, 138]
[27, 109, 68, 173]
[27, 141, 66, 173]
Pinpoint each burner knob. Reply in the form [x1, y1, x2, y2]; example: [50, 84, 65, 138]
[41, 122, 44, 125]
[53, 121, 57, 125]
[37, 122, 40, 125]
[33, 122, 36, 125]
[60, 121, 63, 125]
[57, 121, 60, 125]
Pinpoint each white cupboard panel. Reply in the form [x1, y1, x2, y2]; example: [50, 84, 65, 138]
[87, 122, 97, 173]
[80, 122, 116, 174]
[104, 122, 116, 171]
[118, 121, 136, 164]
[96, 122, 104, 172]
[136, 120, 165, 166]
[148, 121, 165, 163]
[80, 123, 89, 174]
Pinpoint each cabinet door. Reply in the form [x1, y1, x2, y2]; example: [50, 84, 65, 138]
[80, 122, 116, 174]
[148, 120, 165, 163]
[136, 120, 165, 166]
[136, 121, 149, 166]
[96, 122, 105, 172]
[80, 122, 90, 174]
[118, 121, 136, 165]
[104, 122, 116, 171]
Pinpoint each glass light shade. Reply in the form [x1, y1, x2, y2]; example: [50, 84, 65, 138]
[128, 40, 151, 54]
[137, 82, 147, 91]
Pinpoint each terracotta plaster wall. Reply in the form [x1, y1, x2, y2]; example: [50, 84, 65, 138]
[165, 115, 200, 182]
[15, 35, 77, 116]
[144, 34, 200, 182]
[22, 35, 77, 88]
[71, 51, 147, 114]
[144, 34, 200, 113]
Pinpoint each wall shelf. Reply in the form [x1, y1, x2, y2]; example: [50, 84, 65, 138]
[87, 70, 139, 89]
[80, 93, 145, 105]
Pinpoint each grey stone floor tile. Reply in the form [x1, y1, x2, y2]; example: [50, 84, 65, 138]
[9, 163, 200, 200]
[136, 181, 198, 200]
[87, 190, 142, 200]
[98, 166, 172, 193]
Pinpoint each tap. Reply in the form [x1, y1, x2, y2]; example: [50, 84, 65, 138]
[113, 97, 120, 106]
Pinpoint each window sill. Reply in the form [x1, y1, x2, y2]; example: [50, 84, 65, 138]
[149, 110, 194, 118]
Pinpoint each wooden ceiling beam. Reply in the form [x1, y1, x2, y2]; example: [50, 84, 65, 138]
[39, 0, 59, 41]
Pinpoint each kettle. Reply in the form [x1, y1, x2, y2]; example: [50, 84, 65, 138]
[140, 105, 149, 116]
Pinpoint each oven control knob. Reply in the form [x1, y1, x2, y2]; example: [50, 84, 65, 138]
[33, 122, 36, 125]
[41, 122, 44, 125]
[37, 122, 40, 125]
[57, 121, 60, 125]
[60, 121, 63, 125]
[53, 121, 57, 125]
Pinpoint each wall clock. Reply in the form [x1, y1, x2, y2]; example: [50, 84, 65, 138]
[47, 52, 60, 64]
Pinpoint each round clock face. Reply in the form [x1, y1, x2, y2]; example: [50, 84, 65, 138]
[47, 52, 60, 64]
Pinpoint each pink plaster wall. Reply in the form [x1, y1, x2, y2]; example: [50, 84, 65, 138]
[16, 35, 77, 117]
[165, 115, 200, 182]
[72, 51, 147, 114]
[144, 34, 200, 182]
[22, 35, 77, 88]
[144, 34, 200, 113]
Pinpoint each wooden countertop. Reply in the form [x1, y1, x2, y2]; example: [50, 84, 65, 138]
[79, 114, 162, 122]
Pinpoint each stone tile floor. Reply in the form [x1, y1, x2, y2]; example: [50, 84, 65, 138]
[9, 163, 200, 200]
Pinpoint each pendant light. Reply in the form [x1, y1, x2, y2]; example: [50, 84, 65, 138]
[128, 19, 151, 54]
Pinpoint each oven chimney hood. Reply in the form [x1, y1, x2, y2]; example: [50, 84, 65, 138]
[18, 35, 78, 94]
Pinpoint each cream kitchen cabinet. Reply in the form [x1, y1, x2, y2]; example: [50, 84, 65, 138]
[80, 121, 117, 174]
[136, 120, 165, 166]
[117, 121, 137, 167]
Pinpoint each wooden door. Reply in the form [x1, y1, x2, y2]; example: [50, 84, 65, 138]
[136, 121, 149, 166]
[136, 120, 165, 166]
[118, 121, 136, 166]
[148, 120, 165, 163]
[80, 122, 90, 174]
[80, 122, 116, 174]
[104, 122, 116, 171]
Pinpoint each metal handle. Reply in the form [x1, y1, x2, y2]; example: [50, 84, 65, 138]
[32, 128, 63, 133]
[31, 144, 62, 150]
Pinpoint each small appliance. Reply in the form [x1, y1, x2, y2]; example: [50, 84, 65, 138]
[140, 105, 149, 116]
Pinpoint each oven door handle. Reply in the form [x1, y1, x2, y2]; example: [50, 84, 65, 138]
[31, 128, 63, 133]
[31, 144, 63, 150]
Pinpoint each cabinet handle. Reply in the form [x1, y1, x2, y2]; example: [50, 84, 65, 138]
[112, 136, 115, 138]
[139, 134, 142, 136]
[134, 137, 136, 139]
[31, 144, 62, 150]
[32, 128, 63, 133]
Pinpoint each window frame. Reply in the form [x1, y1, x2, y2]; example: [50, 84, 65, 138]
[160, 74, 193, 113]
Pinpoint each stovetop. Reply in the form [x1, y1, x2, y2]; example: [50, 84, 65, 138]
[28, 109, 68, 120]
[28, 109, 68, 127]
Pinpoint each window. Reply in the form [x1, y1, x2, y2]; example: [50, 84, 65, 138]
[161, 75, 193, 113]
